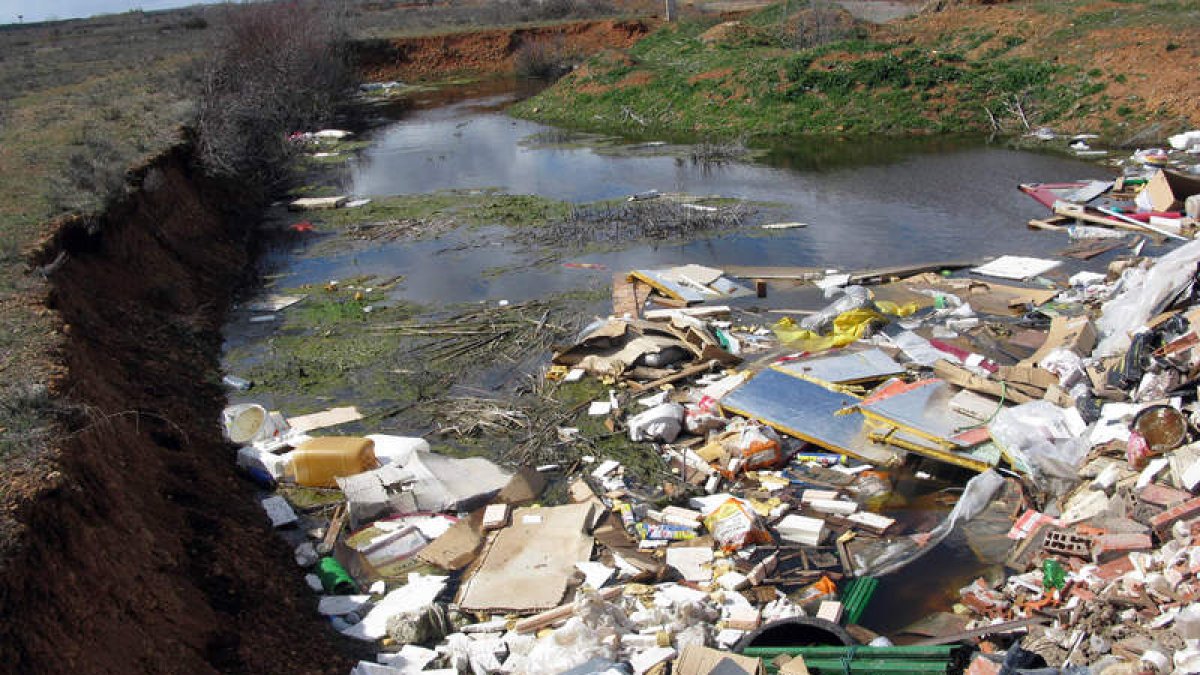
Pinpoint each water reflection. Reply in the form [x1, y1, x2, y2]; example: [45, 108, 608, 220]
[347, 94, 1111, 278]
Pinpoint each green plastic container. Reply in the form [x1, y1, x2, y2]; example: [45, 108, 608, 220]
[315, 556, 357, 594]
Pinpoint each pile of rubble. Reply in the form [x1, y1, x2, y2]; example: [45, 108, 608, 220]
[223, 138, 1200, 675]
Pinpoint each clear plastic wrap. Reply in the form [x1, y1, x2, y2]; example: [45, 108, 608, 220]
[800, 285, 872, 333]
[856, 470, 1006, 578]
[1095, 238, 1200, 357]
[989, 401, 1090, 492]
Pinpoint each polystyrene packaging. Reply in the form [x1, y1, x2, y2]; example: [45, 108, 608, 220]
[520, 617, 609, 675]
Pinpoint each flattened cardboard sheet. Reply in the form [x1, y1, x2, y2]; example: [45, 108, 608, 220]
[457, 502, 596, 613]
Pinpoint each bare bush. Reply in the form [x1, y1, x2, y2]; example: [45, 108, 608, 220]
[194, 1, 353, 188]
[514, 37, 573, 80]
[779, 0, 860, 49]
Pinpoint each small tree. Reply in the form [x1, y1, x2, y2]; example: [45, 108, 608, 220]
[194, 0, 352, 188]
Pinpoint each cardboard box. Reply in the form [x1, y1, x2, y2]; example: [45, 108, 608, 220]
[778, 656, 812, 675]
[1146, 169, 1200, 212]
[1022, 315, 1097, 365]
[674, 644, 763, 675]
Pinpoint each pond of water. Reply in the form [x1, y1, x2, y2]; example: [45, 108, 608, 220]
[270, 83, 1111, 309]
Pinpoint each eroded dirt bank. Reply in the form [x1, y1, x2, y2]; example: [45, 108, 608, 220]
[0, 147, 355, 674]
[355, 18, 655, 81]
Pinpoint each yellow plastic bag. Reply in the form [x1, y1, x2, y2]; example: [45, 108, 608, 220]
[772, 301, 918, 352]
[772, 308, 884, 352]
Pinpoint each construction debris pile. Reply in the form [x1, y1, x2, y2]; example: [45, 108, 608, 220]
[222, 148, 1200, 675]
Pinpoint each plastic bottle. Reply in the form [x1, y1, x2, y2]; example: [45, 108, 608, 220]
[315, 556, 357, 594]
[800, 285, 871, 333]
[1042, 559, 1066, 590]
[285, 436, 377, 487]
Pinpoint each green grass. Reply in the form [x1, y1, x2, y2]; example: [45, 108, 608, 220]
[512, 0, 1197, 140]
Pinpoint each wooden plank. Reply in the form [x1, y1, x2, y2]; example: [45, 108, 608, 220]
[848, 260, 979, 285]
[723, 261, 978, 285]
[931, 360, 1038, 405]
[1054, 203, 1158, 236]
[909, 616, 1049, 646]
[514, 585, 625, 633]
[1058, 238, 1125, 260]
[627, 360, 719, 393]
[612, 273, 651, 318]
[320, 504, 347, 554]
[720, 265, 824, 281]
[1028, 215, 1073, 231]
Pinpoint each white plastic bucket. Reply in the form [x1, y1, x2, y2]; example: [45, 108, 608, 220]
[222, 403, 275, 444]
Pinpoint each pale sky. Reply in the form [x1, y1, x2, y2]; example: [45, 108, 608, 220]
[1, 0, 225, 24]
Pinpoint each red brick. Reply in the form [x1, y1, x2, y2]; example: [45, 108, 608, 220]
[1140, 483, 1193, 507]
[1093, 533, 1153, 562]
[1149, 496, 1200, 534]
[966, 655, 1001, 675]
[1071, 587, 1097, 602]
[1095, 555, 1135, 581]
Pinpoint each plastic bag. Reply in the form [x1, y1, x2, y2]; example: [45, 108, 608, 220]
[773, 308, 887, 352]
[684, 396, 725, 436]
[857, 470, 1006, 578]
[628, 403, 684, 443]
[702, 498, 770, 551]
[989, 401, 1090, 491]
[791, 575, 837, 611]
[1037, 347, 1086, 389]
[774, 288, 917, 353]
[723, 424, 784, 471]
[1095, 237, 1200, 357]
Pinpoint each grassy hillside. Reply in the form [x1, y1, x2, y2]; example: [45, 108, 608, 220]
[511, 0, 1200, 141]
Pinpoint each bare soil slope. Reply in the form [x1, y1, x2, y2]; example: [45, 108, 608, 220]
[0, 148, 356, 674]
[357, 18, 654, 81]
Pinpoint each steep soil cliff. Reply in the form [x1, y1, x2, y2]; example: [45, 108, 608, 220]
[356, 18, 653, 81]
[0, 147, 357, 674]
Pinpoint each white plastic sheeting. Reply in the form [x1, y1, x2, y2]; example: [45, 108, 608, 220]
[989, 400, 1089, 492]
[1095, 238, 1200, 357]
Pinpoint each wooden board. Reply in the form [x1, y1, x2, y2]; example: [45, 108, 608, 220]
[612, 273, 651, 318]
[719, 369, 901, 466]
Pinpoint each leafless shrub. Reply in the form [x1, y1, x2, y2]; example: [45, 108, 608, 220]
[780, 0, 859, 49]
[194, 1, 353, 188]
[514, 37, 573, 80]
